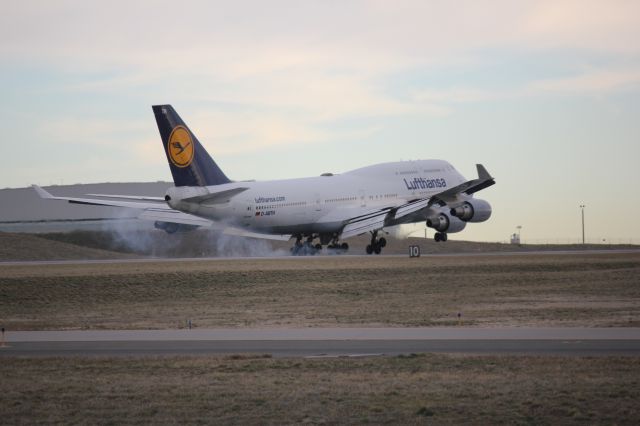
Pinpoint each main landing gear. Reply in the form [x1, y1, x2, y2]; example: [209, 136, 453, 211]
[290, 234, 349, 256]
[365, 230, 387, 255]
[434, 232, 448, 242]
[326, 235, 349, 255]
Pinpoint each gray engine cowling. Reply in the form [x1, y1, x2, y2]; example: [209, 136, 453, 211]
[450, 199, 492, 223]
[426, 213, 466, 233]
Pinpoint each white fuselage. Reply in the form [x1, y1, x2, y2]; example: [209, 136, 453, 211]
[167, 159, 468, 235]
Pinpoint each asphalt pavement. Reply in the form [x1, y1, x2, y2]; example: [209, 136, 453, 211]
[2, 327, 639, 357]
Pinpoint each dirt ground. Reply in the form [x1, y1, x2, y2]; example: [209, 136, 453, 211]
[2, 252, 639, 330]
[0, 354, 638, 425]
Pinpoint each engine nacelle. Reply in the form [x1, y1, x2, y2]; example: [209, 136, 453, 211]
[450, 199, 492, 223]
[154, 221, 199, 234]
[426, 213, 466, 233]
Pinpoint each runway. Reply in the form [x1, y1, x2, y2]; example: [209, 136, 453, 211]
[1, 248, 639, 266]
[2, 328, 640, 357]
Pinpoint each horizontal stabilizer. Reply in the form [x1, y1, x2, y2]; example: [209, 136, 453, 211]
[182, 187, 249, 205]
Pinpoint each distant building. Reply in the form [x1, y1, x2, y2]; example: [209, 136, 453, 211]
[0, 182, 172, 233]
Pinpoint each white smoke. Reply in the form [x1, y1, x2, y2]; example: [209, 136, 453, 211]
[99, 213, 166, 256]
[388, 223, 429, 240]
[213, 232, 290, 258]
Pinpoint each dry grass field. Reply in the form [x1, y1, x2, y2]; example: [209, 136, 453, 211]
[33, 229, 640, 257]
[2, 233, 639, 425]
[0, 232, 134, 261]
[1, 252, 639, 330]
[0, 354, 638, 424]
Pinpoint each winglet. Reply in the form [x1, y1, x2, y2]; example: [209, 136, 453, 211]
[476, 164, 492, 180]
[32, 185, 55, 199]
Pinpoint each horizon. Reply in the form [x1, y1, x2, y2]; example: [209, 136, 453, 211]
[1, 1, 639, 242]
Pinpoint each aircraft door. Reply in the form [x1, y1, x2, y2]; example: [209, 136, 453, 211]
[242, 198, 254, 227]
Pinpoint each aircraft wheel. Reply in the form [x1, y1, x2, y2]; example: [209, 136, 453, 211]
[434, 233, 441, 242]
[374, 245, 382, 255]
[442, 233, 448, 242]
[340, 242, 349, 252]
[379, 237, 387, 248]
[366, 244, 373, 255]
[315, 243, 322, 251]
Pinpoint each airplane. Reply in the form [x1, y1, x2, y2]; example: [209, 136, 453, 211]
[34, 104, 495, 255]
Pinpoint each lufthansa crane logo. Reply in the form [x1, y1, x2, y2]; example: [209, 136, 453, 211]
[167, 126, 195, 168]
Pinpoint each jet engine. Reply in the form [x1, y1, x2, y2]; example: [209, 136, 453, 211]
[154, 221, 199, 234]
[449, 199, 492, 223]
[426, 213, 466, 233]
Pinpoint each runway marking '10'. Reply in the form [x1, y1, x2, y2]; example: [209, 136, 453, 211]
[409, 245, 421, 258]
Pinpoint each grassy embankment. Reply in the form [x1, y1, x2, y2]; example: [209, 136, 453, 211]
[35, 229, 640, 257]
[1, 253, 639, 330]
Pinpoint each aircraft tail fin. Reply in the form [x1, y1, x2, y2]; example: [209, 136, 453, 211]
[152, 105, 231, 187]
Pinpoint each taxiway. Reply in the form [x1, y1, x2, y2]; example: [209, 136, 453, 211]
[2, 327, 639, 357]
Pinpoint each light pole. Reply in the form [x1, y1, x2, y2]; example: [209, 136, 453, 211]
[580, 204, 585, 244]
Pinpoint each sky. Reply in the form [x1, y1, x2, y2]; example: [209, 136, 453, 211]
[1, 0, 639, 243]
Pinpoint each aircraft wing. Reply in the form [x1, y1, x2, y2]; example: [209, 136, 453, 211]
[340, 199, 427, 239]
[339, 164, 495, 239]
[33, 185, 291, 241]
[87, 187, 250, 205]
[137, 209, 290, 240]
[32, 185, 171, 210]
[86, 193, 167, 202]
[137, 209, 216, 227]
[427, 164, 495, 206]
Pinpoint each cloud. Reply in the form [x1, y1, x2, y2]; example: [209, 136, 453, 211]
[3, 0, 640, 177]
[412, 88, 497, 104]
[4, 1, 638, 70]
[528, 69, 640, 94]
[410, 66, 640, 111]
[190, 111, 328, 155]
[37, 117, 148, 146]
[522, 0, 640, 53]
